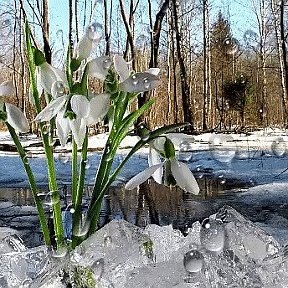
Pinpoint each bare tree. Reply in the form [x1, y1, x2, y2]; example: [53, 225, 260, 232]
[171, 0, 194, 131]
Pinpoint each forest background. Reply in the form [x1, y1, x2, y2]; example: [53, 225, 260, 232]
[0, 0, 287, 133]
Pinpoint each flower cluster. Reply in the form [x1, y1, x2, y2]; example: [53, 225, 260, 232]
[33, 25, 160, 147]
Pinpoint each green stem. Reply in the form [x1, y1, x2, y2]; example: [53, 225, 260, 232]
[6, 123, 51, 246]
[25, 21, 65, 249]
[72, 140, 78, 205]
[72, 133, 88, 248]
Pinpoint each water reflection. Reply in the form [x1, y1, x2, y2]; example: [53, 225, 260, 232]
[0, 175, 252, 247]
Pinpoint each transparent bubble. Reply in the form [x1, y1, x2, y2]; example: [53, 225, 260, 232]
[87, 22, 103, 40]
[243, 30, 259, 50]
[91, 258, 104, 280]
[0, 12, 13, 37]
[271, 137, 286, 157]
[51, 81, 65, 98]
[224, 37, 239, 55]
[22, 155, 29, 165]
[136, 34, 149, 49]
[102, 57, 112, 70]
[49, 245, 68, 259]
[183, 249, 204, 273]
[132, 74, 138, 86]
[143, 78, 150, 89]
[42, 123, 50, 135]
[218, 174, 226, 185]
[200, 218, 225, 252]
[73, 219, 90, 238]
[43, 190, 61, 207]
[84, 159, 91, 170]
[21, 279, 31, 287]
[209, 134, 236, 163]
[178, 140, 194, 161]
[104, 235, 112, 247]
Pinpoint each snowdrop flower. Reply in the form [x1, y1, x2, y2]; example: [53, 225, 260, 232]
[37, 62, 67, 95]
[113, 55, 161, 93]
[35, 93, 110, 146]
[75, 23, 102, 61]
[0, 80, 29, 132]
[125, 137, 200, 194]
[87, 56, 112, 80]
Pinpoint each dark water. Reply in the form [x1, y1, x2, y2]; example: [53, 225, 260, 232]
[0, 174, 257, 248]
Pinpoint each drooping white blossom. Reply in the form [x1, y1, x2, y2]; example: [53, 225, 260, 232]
[35, 93, 110, 146]
[0, 81, 29, 132]
[125, 137, 200, 194]
[113, 55, 161, 93]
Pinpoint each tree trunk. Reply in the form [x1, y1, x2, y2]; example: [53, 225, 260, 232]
[171, 0, 194, 131]
[42, 0, 51, 64]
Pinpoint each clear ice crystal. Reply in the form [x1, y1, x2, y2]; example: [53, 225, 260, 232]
[0, 206, 288, 287]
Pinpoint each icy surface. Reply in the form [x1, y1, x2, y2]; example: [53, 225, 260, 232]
[0, 206, 287, 287]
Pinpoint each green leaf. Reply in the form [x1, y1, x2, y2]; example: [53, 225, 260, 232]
[34, 49, 46, 66]
[71, 58, 81, 72]
[0, 110, 7, 122]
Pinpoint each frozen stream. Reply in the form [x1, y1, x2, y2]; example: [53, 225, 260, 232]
[1, 129, 288, 286]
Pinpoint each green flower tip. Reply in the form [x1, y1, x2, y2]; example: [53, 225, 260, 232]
[34, 49, 46, 66]
[163, 137, 175, 159]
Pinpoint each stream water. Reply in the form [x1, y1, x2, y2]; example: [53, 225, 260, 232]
[0, 174, 258, 248]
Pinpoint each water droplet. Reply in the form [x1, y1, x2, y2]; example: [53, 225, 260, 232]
[224, 37, 239, 55]
[91, 258, 104, 280]
[141, 133, 150, 141]
[43, 190, 60, 206]
[49, 245, 68, 259]
[70, 207, 75, 214]
[183, 250, 204, 273]
[196, 165, 202, 172]
[218, 174, 226, 185]
[209, 134, 236, 163]
[102, 57, 112, 69]
[42, 123, 50, 135]
[178, 140, 193, 161]
[243, 30, 259, 50]
[200, 218, 225, 252]
[131, 74, 139, 86]
[51, 81, 65, 98]
[21, 279, 31, 287]
[86, 22, 103, 40]
[271, 137, 286, 157]
[22, 155, 29, 165]
[104, 235, 112, 247]
[84, 159, 91, 170]
[108, 284, 115, 288]
[143, 78, 150, 89]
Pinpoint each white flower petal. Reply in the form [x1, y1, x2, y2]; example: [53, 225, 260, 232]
[75, 34, 93, 61]
[87, 93, 110, 125]
[5, 103, 29, 132]
[125, 163, 164, 190]
[35, 95, 68, 122]
[146, 68, 160, 76]
[38, 62, 59, 94]
[148, 147, 163, 184]
[170, 159, 200, 195]
[114, 55, 130, 82]
[71, 95, 90, 118]
[88, 56, 112, 80]
[151, 137, 166, 153]
[86, 23, 103, 41]
[56, 110, 71, 146]
[0, 80, 15, 96]
[119, 72, 160, 92]
[70, 118, 87, 146]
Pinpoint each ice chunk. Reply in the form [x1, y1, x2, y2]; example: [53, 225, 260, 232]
[2, 206, 288, 287]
